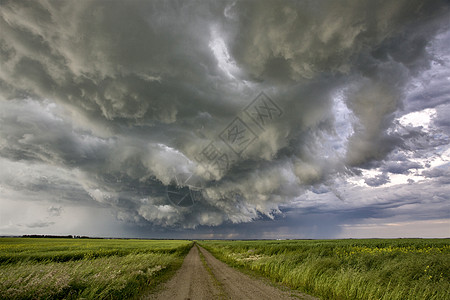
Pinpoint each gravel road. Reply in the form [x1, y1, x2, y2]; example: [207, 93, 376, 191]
[146, 244, 317, 300]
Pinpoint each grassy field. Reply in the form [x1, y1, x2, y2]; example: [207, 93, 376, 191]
[0, 238, 193, 299]
[199, 239, 450, 300]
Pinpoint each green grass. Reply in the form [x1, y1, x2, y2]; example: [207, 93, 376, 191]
[196, 244, 226, 299]
[0, 238, 193, 299]
[198, 239, 450, 300]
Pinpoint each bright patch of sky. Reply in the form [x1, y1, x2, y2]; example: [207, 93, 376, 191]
[398, 108, 437, 130]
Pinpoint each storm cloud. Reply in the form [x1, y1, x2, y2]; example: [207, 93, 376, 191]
[1, 0, 449, 237]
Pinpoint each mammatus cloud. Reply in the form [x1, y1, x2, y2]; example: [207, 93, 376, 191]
[0, 0, 449, 236]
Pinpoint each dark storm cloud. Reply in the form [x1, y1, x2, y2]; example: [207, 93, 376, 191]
[1, 0, 449, 231]
[364, 173, 390, 187]
[22, 221, 55, 228]
[381, 160, 422, 174]
[292, 176, 450, 227]
[423, 165, 450, 184]
[434, 104, 450, 135]
[0, 99, 113, 166]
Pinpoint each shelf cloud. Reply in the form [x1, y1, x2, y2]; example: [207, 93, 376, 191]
[1, 0, 449, 238]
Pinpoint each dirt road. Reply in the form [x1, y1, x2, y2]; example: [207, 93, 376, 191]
[146, 244, 316, 300]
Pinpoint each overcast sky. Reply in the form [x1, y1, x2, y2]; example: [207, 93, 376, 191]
[1, 0, 449, 239]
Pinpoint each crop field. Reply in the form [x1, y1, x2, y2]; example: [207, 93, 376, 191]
[0, 238, 192, 299]
[199, 239, 450, 300]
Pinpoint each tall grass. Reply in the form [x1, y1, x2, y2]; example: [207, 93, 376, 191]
[199, 239, 450, 300]
[0, 238, 192, 299]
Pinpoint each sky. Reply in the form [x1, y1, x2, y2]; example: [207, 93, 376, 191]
[0, 0, 449, 239]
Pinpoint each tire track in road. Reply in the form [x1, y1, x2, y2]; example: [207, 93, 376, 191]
[146, 245, 221, 300]
[146, 243, 316, 300]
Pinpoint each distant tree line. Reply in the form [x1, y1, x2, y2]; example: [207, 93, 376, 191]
[22, 235, 92, 239]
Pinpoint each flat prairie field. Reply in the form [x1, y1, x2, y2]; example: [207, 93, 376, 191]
[0, 238, 192, 299]
[2, 238, 449, 300]
[199, 239, 450, 300]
